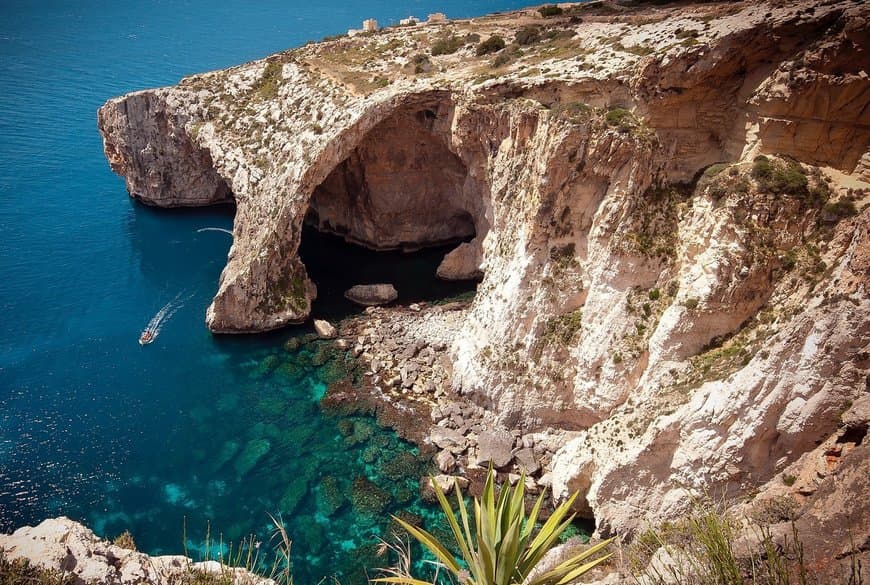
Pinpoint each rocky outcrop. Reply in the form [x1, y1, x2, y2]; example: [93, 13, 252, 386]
[0, 517, 272, 585]
[98, 0, 869, 555]
[97, 91, 232, 207]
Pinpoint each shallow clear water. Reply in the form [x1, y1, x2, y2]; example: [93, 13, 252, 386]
[0, 0, 532, 582]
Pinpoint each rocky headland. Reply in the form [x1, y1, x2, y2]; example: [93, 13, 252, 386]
[13, 0, 865, 581]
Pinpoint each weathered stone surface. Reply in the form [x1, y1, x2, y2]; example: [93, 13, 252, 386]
[344, 284, 398, 306]
[476, 430, 514, 468]
[313, 319, 337, 338]
[429, 427, 467, 453]
[436, 241, 483, 280]
[436, 449, 456, 473]
[514, 448, 540, 475]
[0, 518, 272, 585]
[430, 474, 470, 496]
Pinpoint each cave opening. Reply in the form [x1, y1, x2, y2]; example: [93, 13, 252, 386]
[298, 226, 477, 320]
[299, 99, 485, 320]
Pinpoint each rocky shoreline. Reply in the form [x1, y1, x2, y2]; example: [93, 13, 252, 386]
[320, 298, 576, 501]
[0, 518, 272, 585]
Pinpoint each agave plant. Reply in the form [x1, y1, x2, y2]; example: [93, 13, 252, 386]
[377, 469, 613, 585]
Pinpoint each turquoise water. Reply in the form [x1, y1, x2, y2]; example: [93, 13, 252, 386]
[0, 1, 530, 582]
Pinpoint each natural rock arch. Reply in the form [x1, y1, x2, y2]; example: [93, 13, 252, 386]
[306, 100, 483, 252]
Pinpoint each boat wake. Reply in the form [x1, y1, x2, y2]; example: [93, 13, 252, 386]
[197, 227, 233, 236]
[139, 292, 189, 345]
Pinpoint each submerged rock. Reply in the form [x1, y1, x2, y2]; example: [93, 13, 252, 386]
[380, 450, 424, 481]
[351, 476, 392, 516]
[344, 284, 398, 306]
[233, 438, 271, 477]
[316, 476, 346, 517]
[210, 440, 239, 473]
[279, 476, 309, 516]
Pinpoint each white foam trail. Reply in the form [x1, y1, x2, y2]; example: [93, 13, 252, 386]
[197, 227, 233, 236]
[141, 291, 190, 342]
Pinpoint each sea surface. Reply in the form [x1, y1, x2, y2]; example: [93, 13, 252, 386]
[0, 1, 534, 583]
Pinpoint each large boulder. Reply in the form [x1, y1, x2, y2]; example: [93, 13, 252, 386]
[313, 319, 337, 339]
[429, 427, 468, 454]
[436, 241, 483, 280]
[476, 430, 515, 468]
[344, 284, 398, 306]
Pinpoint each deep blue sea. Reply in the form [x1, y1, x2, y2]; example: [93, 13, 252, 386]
[0, 1, 531, 582]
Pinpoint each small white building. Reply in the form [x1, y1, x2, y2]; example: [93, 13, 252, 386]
[427, 12, 447, 23]
[363, 18, 378, 32]
[399, 16, 419, 26]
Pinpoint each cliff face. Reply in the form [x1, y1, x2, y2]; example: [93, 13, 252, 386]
[99, 0, 869, 548]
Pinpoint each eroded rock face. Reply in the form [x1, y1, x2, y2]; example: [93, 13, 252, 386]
[98, 0, 869, 545]
[97, 90, 232, 207]
[0, 517, 272, 585]
[308, 100, 479, 251]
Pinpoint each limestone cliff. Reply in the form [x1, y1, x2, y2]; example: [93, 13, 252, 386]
[99, 0, 869, 560]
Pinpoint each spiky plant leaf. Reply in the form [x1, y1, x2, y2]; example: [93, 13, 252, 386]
[378, 467, 611, 585]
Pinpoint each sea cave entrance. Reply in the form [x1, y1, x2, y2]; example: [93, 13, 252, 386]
[299, 97, 486, 319]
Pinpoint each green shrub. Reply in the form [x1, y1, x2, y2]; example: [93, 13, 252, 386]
[629, 504, 856, 585]
[256, 61, 283, 99]
[781, 249, 798, 271]
[476, 35, 506, 56]
[648, 288, 661, 301]
[113, 530, 137, 551]
[411, 53, 432, 73]
[703, 163, 729, 179]
[542, 309, 584, 346]
[431, 34, 464, 56]
[782, 473, 797, 486]
[605, 107, 638, 132]
[684, 297, 699, 310]
[752, 156, 810, 199]
[0, 551, 73, 585]
[822, 199, 858, 221]
[515, 25, 541, 45]
[378, 468, 613, 585]
[539, 4, 564, 17]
